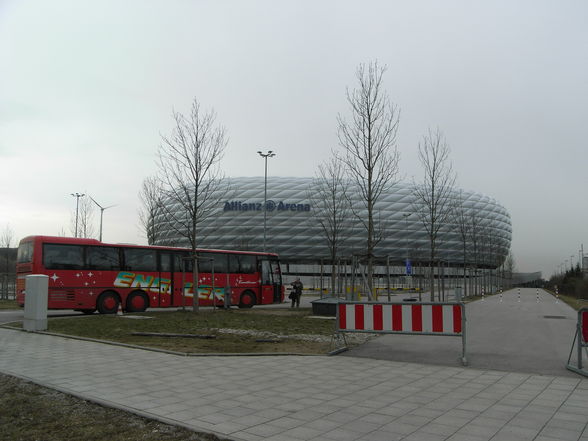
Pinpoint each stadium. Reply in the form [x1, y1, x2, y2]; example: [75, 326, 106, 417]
[153, 177, 512, 281]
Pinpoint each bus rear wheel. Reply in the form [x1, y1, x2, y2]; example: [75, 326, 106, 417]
[97, 291, 120, 314]
[238, 291, 256, 309]
[126, 291, 149, 313]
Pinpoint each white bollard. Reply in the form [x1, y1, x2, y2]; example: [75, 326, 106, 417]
[556, 287, 559, 304]
[499, 288, 503, 303]
[482, 288, 485, 301]
[518, 288, 521, 303]
[23, 275, 49, 331]
[536, 288, 539, 303]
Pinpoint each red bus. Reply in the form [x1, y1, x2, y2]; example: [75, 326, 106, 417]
[16, 236, 284, 314]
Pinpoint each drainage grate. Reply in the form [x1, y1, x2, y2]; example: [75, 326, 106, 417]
[543, 315, 567, 319]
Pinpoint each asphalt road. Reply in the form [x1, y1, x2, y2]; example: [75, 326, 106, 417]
[343, 288, 583, 377]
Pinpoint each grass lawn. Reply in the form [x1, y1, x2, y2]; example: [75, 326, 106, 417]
[25, 308, 338, 354]
[0, 373, 230, 441]
[551, 293, 588, 312]
[0, 299, 18, 310]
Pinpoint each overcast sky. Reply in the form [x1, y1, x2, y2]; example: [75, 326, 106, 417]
[1, 0, 586, 277]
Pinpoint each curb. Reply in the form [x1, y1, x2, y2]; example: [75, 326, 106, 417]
[0, 325, 330, 357]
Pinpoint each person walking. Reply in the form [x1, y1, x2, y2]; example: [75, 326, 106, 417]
[290, 278, 303, 308]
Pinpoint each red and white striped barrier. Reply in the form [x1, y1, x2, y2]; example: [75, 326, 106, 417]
[338, 303, 463, 335]
[336, 301, 467, 365]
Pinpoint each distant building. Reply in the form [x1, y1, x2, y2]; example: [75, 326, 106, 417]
[153, 177, 512, 271]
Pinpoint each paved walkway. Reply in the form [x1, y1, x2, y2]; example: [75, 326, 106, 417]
[345, 288, 582, 377]
[1, 326, 587, 441]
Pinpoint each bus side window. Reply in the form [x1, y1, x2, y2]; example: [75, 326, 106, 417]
[240, 255, 256, 273]
[229, 255, 256, 273]
[87, 246, 120, 270]
[213, 254, 228, 274]
[261, 260, 272, 285]
[228, 255, 240, 273]
[43, 244, 84, 270]
[197, 253, 212, 273]
[124, 249, 157, 272]
[174, 253, 185, 272]
[159, 252, 172, 272]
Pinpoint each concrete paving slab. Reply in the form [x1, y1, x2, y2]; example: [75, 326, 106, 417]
[1, 324, 588, 441]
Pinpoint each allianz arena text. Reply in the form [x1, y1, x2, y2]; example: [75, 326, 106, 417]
[153, 177, 512, 268]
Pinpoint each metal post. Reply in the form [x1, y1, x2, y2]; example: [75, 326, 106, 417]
[225, 272, 230, 309]
[386, 256, 391, 301]
[70, 192, 85, 238]
[211, 263, 215, 309]
[257, 150, 275, 252]
[578, 310, 583, 371]
[320, 258, 324, 298]
[461, 303, 467, 366]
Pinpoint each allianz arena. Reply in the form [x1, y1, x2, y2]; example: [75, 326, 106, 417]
[154, 177, 512, 270]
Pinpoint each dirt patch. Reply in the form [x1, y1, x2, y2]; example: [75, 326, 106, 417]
[0, 373, 231, 441]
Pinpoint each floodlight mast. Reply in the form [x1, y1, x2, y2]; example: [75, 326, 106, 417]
[257, 150, 276, 252]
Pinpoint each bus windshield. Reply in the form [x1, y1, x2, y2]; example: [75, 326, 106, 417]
[17, 241, 33, 264]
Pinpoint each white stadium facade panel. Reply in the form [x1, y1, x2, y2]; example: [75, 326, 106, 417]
[154, 177, 512, 268]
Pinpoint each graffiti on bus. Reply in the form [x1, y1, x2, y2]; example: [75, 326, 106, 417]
[113, 272, 226, 300]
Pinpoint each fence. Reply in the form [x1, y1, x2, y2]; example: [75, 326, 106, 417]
[336, 301, 467, 365]
[0, 273, 16, 300]
[567, 307, 588, 378]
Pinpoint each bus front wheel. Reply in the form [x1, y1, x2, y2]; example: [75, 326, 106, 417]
[126, 291, 149, 313]
[238, 291, 256, 309]
[97, 291, 120, 314]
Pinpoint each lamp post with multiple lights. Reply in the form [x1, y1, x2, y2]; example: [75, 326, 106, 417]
[257, 150, 275, 252]
[70, 192, 85, 238]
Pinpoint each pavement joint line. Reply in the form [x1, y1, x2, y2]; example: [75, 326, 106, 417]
[530, 377, 587, 439]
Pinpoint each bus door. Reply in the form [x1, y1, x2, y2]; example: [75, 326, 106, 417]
[159, 252, 184, 308]
[260, 259, 282, 304]
[270, 260, 283, 303]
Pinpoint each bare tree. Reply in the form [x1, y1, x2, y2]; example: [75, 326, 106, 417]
[413, 128, 456, 301]
[338, 61, 400, 299]
[451, 190, 471, 296]
[504, 250, 516, 289]
[468, 209, 482, 295]
[138, 176, 164, 245]
[308, 152, 351, 296]
[1, 224, 14, 249]
[157, 98, 228, 312]
[1, 225, 15, 300]
[70, 196, 96, 239]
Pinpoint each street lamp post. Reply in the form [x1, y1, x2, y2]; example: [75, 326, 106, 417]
[70, 193, 85, 238]
[89, 196, 116, 242]
[570, 255, 574, 271]
[257, 150, 275, 252]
